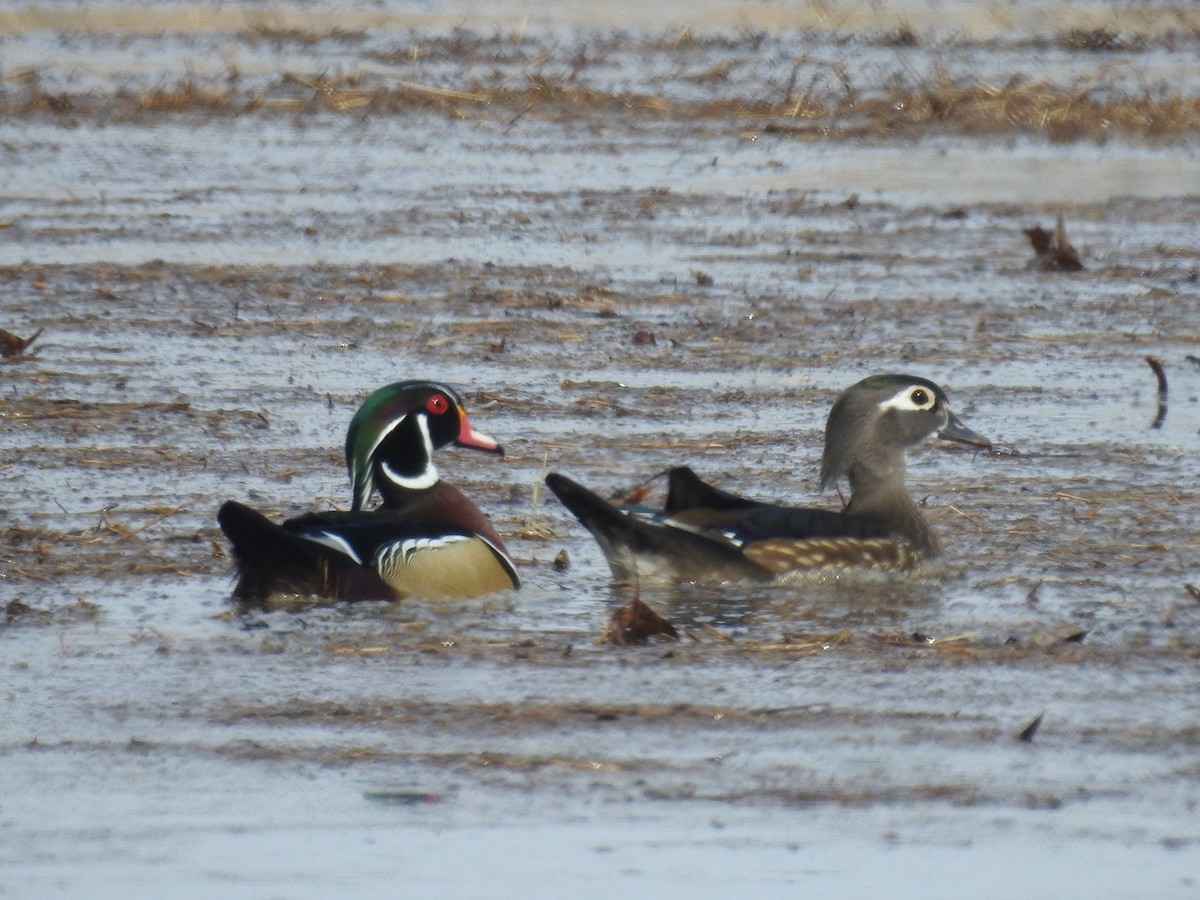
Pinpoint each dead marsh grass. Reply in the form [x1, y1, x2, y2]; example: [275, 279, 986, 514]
[4, 27, 1198, 140]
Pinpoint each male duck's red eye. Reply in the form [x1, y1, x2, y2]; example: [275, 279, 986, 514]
[426, 394, 450, 415]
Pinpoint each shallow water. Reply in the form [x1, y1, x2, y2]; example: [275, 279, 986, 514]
[3, 2, 1200, 897]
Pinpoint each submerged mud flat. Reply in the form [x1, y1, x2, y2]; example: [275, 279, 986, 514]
[2, 3, 1200, 897]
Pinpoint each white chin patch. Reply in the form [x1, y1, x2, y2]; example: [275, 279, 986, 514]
[376, 414, 439, 492]
[382, 460, 438, 491]
[877, 384, 938, 413]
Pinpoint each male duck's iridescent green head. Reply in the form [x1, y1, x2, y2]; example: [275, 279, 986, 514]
[345, 380, 502, 511]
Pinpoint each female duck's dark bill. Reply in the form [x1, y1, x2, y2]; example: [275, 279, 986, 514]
[938, 410, 991, 449]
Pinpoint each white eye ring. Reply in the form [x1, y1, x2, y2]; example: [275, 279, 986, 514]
[878, 385, 937, 413]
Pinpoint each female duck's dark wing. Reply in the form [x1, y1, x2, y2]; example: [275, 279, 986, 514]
[544, 473, 772, 585]
[546, 470, 901, 585]
[217, 501, 519, 607]
[664, 492, 911, 574]
[663, 466, 891, 544]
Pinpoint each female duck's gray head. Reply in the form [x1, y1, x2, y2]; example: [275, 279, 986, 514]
[345, 380, 503, 511]
[819, 374, 990, 492]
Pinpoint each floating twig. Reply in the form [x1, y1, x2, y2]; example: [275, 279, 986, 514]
[1146, 356, 1168, 429]
[1146, 356, 1169, 399]
[1017, 712, 1044, 743]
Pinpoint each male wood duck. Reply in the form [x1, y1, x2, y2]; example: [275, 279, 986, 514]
[218, 380, 520, 606]
[545, 374, 990, 585]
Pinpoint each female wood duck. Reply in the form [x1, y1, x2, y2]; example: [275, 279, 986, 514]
[545, 374, 990, 585]
[218, 381, 520, 606]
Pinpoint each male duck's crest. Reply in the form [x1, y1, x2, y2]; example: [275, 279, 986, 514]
[546, 373, 990, 585]
[346, 380, 503, 511]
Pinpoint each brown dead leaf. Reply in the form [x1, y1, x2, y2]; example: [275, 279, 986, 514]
[1024, 215, 1083, 271]
[0, 327, 43, 357]
[621, 484, 654, 505]
[602, 598, 679, 646]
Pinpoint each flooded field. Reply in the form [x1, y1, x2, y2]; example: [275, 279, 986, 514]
[2, 2, 1199, 897]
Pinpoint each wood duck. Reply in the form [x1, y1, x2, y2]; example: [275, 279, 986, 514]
[545, 374, 990, 585]
[218, 381, 520, 606]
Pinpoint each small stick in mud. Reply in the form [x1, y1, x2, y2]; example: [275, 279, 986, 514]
[1145, 356, 1168, 399]
[1146, 356, 1167, 429]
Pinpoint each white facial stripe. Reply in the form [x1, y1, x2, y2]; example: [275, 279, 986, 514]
[371, 413, 439, 494]
[354, 415, 405, 508]
[302, 531, 364, 565]
[362, 417, 401, 474]
[877, 384, 937, 413]
[417, 414, 434, 467]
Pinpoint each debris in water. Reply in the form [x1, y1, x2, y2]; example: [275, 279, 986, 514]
[621, 484, 654, 505]
[1017, 713, 1044, 743]
[553, 548, 570, 571]
[1023, 215, 1083, 270]
[1025, 581, 1043, 606]
[603, 598, 679, 645]
[0, 327, 43, 357]
[1146, 356, 1168, 428]
[1146, 356, 1169, 399]
[1184, 583, 1200, 603]
[363, 791, 442, 805]
[632, 329, 656, 346]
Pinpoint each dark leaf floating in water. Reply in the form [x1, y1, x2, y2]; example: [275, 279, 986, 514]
[1184, 583, 1200, 603]
[1024, 215, 1083, 270]
[632, 329, 656, 346]
[1018, 713, 1045, 743]
[0, 327, 43, 357]
[603, 598, 679, 646]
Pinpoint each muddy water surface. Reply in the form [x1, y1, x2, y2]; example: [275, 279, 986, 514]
[2, 3, 1199, 898]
